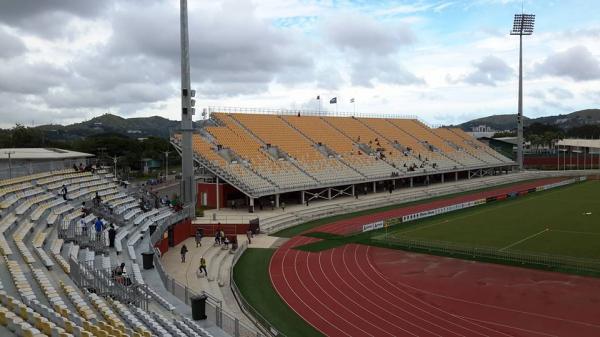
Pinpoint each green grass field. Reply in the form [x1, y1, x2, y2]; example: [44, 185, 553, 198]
[378, 180, 600, 259]
[235, 179, 600, 337]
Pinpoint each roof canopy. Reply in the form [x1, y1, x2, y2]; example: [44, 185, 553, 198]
[0, 148, 94, 160]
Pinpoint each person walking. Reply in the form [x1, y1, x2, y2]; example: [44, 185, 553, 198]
[108, 225, 117, 248]
[195, 230, 203, 248]
[79, 216, 87, 236]
[198, 257, 208, 278]
[246, 229, 252, 244]
[281, 201, 286, 212]
[220, 230, 225, 245]
[180, 244, 188, 263]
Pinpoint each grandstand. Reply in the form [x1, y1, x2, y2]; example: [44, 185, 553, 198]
[172, 109, 514, 209]
[0, 167, 248, 337]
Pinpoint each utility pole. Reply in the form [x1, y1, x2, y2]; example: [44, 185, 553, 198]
[164, 151, 169, 180]
[5, 151, 15, 179]
[113, 155, 118, 179]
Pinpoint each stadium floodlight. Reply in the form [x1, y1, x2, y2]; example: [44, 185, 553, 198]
[179, 0, 196, 213]
[510, 13, 535, 170]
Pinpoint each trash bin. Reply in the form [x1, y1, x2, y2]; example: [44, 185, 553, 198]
[149, 224, 157, 236]
[141, 251, 154, 270]
[190, 294, 208, 320]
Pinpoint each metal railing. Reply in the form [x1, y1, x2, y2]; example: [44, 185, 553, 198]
[230, 243, 286, 337]
[152, 248, 263, 337]
[372, 236, 600, 276]
[69, 257, 149, 310]
[149, 211, 264, 337]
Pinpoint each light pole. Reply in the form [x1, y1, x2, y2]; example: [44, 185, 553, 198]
[164, 151, 169, 179]
[179, 0, 197, 213]
[510, 13, 535, 170]
[113, 155, 118, 178]
[5, 151, 15, 179]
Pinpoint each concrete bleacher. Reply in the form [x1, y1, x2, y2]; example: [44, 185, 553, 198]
[0, 167, 262, 337]
[177, 113, 513, 197]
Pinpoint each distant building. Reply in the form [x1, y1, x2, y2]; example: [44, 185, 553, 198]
[0, 148, 94, 179]
[468, 125, 497, 139]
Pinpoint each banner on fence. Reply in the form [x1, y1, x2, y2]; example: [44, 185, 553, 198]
[362, 220, 385, 232]
[401, 198, 486, 223]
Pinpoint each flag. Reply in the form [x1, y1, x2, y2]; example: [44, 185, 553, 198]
[330, 97, 337, 104]
[350, 98, 355, 103]
[316, 95, 320, 100]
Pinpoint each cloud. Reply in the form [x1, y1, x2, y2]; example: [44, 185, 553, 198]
[0, 29, 26, 58]
[0, 60, 68, 94]
[323, 13, 415, 55]
[0, 1, 109, 38]
[460, 55, 514, 86]
[548, 87, 574, 100]
[322, 12, 421, 87]
[350, 55, 425, 87]
[534, 45, 600, 81]
[106, 0, 314, 96]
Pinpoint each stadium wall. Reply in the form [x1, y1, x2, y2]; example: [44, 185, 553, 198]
[197, 182, 237, 208]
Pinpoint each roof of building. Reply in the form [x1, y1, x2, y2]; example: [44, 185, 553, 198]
[0, 148, 94, 160]
[557, 139, 600, 149]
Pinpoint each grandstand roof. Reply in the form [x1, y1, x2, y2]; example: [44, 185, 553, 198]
[557, 139, 600, 149]
[0, 148, 93, 160]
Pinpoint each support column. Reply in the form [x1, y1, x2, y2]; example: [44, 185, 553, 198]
[216, 176, 220, 211]
[327, 188, 332, 200]
[301, 191, 305, 205]
[249, 197, 254, 213]
[467, 170, 471, 180]
[455, 171, 458, 181]
[351, 185, 355, 196]
[372, 181, 376, 192]
[275, 194, 280, 208]
[409, 177, 413, 188]
[441, 174, 444, 183]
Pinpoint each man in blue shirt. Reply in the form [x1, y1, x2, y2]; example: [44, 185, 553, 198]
[94, 218, 104, 242]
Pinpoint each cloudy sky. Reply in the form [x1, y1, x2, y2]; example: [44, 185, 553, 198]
[0, 0, 599, 128]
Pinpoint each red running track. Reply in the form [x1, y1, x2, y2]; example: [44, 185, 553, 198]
[270, 177, 600, 336]
[270, 239, 600, 337]
[313, 177, 566, 235]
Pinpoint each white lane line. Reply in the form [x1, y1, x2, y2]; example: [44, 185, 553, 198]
[499, 228, 549, 251]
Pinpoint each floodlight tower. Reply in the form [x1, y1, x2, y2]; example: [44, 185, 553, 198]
[179, 0, 196, 214]
[510, 13, 535, 170]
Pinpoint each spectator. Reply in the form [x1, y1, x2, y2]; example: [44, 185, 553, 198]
[215, 228, 221, 245]
[61, 185, 68, 201]
[195, 230, 203, 248]
[73, 164, 78, 171]
[108, 225, 117, 248]
[270, 199, 274, 210]
[180, 244, 188, 263]
[79, 163, 84, 171]
[246, 229, 252, 244]
[220, 230, 225, 244]
[223, 236, 230, 248]
[94, 218, 103, 241]
[231, 200, 236, 209]
[80, 216, 87, 236]
[112, 263, 126, 284]
[198, 257, 208, 278]
[281, 201, 286, 212]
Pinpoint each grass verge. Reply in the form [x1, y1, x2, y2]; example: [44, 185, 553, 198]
[233, 248, 323, 337]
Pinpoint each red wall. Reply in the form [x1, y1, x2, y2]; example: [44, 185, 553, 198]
[197, 182, 238, 208]
[172, 218, 193, 246]
[192, 223, 250, 236]
[154, 218, 193, 254]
